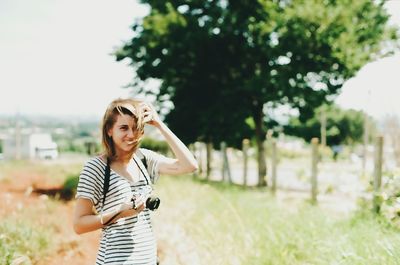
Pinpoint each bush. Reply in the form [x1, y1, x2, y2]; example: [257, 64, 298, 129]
[360, 170, 400, 228]
[140, 137, 169, 155]
[62, 174, 80, 200]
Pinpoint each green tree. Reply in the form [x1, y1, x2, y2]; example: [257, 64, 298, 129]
[284, 104, 375, 146]
[116, 0, 398, 186]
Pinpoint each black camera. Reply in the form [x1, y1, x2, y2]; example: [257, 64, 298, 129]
[131, 193, 160, 211]
[146, 196, 161, 211]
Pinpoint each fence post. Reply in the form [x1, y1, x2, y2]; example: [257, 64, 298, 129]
[271, 139, 278, 193]
[242, 139, 250, 187]
[206, 142, 212, 180]
[220, 142, 232, 183]
[196, 142, 203, 175]
[311, 138, 319, 203]
[373, 136, 384, 213]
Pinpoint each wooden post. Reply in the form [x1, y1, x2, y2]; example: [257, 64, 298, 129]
[271, 139, 278, 193]
[190, 143, 197, 178]
[311, 138, 319, 203]
[220, 142, 231, 183]
[242, 139, 250, 187]
[221, 142, 226, 182]
[373, 136, 384, 213]
[206, 142, 212, 180]
[196, 142, 203, 175]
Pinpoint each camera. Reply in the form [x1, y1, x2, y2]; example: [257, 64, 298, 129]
[145, 196, 161, 211]
[131, 192, 160, 211]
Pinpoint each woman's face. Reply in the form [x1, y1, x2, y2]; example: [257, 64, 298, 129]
[108, 114, 141, 154]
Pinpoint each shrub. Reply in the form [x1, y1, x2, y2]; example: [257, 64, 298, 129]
[140, 137, 169, 155]
[360, 170, 400, 228]
[61, 174, 79, 200]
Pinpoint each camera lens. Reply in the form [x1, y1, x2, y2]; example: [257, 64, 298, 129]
[146, 196, 160, 211]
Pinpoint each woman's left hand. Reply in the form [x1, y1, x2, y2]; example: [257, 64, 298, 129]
[141, 102, 161, 127]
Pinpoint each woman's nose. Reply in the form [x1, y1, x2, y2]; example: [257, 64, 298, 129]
[127, 128, 135, 138]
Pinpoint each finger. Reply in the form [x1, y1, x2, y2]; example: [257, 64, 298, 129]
[142, 116, 152, 123]
[141, 103, 152, 110]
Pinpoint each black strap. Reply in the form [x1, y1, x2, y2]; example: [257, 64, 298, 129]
[101, 151, 149, 213]
[133, 155, 150, 185]
[102, 157, 111, 210]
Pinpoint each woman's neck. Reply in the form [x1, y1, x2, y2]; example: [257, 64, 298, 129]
[113, 150, 135, 166]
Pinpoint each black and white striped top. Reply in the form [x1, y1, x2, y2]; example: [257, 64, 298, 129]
[76, 148, 166, 265]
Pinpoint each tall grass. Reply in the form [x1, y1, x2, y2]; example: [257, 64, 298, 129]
[0, 215, 54, 264]
[154, 176, 400, 265]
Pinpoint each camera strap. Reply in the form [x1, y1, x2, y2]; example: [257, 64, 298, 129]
[133, 150, 151, 186]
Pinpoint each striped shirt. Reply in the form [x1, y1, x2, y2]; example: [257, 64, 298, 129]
[76, 148, 166, 265]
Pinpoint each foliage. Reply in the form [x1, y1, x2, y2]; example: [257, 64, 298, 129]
[284, 104, 375, 146]
[116, 0, 398, 184]
[140, 137, 170, 154]
[116, 0, 398, 148]
[367, 170, 400, 228]
[62, 174, 80, 200]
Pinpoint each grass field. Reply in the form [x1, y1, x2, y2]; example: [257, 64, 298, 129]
[1, 158, 400, 265]
[154, 176, 400, 265]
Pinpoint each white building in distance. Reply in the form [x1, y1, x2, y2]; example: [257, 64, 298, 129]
[2, 131, 58, 160]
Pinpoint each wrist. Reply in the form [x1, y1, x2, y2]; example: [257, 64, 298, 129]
[155, 120, 167, 131]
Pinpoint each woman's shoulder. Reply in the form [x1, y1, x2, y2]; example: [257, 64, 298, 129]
[137, 147, 157, 156]
[83, 155, 106, 170]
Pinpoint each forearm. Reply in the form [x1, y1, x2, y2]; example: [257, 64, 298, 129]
[74, 208, 122, 234]
[156, 121, 198, 171]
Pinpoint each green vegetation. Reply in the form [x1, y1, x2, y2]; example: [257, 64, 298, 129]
[366, 169, 400, 229]
[116, 0, 398, 184]
[284, 104, 376, 146]
[61, 174, 80, 200]
[141, 137, 170, 154]
[155, 176, 400, 265]
[0, 211, 55, 264]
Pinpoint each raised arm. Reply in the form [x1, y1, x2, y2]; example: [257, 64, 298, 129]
[142, 103, 198, 176]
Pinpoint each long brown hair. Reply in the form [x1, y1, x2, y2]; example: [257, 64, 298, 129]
[101, 98, 145, 161]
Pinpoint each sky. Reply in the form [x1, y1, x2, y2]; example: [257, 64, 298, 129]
[0, 0, 399, 120]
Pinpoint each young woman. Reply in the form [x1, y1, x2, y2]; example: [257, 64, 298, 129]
[73, 98, 198, 264]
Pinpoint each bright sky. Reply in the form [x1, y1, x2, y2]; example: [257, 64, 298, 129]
[0, 0, 399, 120]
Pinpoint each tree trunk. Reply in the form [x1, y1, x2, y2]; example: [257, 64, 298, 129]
[253, 104, 267, 187]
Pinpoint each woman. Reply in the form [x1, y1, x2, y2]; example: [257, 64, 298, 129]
[73, 98, 198, 264]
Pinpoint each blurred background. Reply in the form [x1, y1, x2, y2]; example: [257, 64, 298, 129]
[1, 0, 400, 264]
